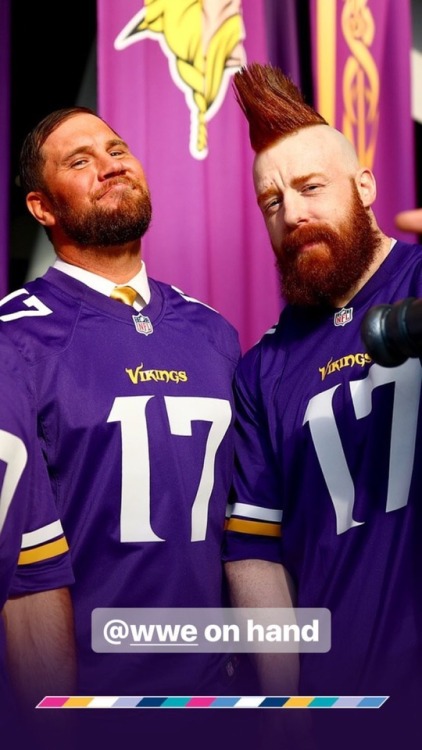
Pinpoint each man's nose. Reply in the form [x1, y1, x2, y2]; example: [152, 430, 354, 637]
[283, 193, 308, 229]
[97, 154, 127, 180]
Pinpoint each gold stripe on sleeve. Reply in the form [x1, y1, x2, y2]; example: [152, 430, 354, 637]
[18, 536, 69, 566]
[224, 517, 281, 537]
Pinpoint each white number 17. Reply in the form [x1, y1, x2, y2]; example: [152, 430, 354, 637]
[0, 430, 28, 535]
[303, 359, 421, 534]
[107, 395, 232, 543]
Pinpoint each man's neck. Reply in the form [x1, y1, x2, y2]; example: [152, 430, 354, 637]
[55, 241, 142, 284]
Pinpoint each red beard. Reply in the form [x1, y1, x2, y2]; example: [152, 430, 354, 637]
[275, 184, 381, 307]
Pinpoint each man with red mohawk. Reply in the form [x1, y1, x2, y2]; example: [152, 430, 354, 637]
[224, 62, 422, 750]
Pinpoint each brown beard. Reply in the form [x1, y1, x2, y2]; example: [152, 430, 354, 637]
[50, 178, 152, 247]
[274, 183, 381, 306]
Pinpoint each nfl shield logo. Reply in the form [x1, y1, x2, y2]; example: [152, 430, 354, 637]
[334, 307, 353, 327]
[132, 313, 154, 335]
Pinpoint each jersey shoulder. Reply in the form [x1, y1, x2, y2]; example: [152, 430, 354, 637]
[0, 270, 83, 364]
[152, 278, 241, 364]
[388, 240, 422, 294]
[237, 311, 286, 369]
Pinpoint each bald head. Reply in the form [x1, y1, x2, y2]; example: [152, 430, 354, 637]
[309, 124, 360, 171]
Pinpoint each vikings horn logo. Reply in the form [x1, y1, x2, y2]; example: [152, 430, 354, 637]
[114, 0, 247, 160]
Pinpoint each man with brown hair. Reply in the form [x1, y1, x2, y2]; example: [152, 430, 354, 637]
[1, 104, 266, 750]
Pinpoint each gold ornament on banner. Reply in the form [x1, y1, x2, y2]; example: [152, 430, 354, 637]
[341, 0, 379, 169]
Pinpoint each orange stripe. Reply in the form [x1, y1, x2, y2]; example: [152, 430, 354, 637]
[316, 0, 337, 125]
[284, 696, 315, 708]
[63, 697, 94, 708]
[18, 537, 69, 566]
[224, 518, 281, 537]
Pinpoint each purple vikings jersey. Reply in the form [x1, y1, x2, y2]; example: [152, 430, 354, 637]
[0, 268, 240, 694]
[0, 333, 73, 724]
[224, 240, 422, 698]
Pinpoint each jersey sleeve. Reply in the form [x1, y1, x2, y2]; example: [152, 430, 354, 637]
[0, 338, 75, 597]
[9, 432, 74, 596]
[222, 345, 283, 564]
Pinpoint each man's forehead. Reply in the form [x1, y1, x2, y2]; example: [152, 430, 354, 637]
[44, 113, 115, 150]
[253, 126, 354, 186]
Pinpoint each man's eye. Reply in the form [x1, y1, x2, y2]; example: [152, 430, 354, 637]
[302, 184, 320, 193]
[265, 196, 282, 212]
[71, 158, 88, 168]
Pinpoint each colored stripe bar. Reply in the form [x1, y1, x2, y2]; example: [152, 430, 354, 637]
[36, 695, 390, 709]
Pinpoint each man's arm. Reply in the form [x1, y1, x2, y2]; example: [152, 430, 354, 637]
[226, 559, 317, 750]
[395, 208, 422, 233]
[3, 586, 76, 708]
[225, 558, 299, 694]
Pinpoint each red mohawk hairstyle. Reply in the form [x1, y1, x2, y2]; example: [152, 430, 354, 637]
[233, 62, 328, 152]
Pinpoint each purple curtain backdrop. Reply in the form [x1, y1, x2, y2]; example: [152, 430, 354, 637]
[265, 0, 312, 91]
[310, 0, 417, 245]
[97, 0, 281, 352]
[0, 0, 10, 296]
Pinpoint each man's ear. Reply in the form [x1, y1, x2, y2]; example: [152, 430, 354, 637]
[355, 167, 377, 208]
[26, 191, 56, 227]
